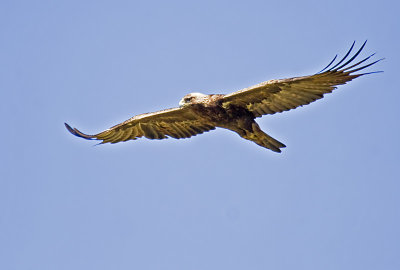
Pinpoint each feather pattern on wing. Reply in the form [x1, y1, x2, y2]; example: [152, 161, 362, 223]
[65, 107, 215, 144]
[222, 41, 383, 117]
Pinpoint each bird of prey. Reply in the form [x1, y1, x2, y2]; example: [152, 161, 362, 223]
[65, 41, 381, 152]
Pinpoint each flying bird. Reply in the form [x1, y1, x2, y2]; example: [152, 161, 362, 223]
[65, 41, 382, 152]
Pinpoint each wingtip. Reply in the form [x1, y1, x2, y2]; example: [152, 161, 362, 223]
[64, 122, 74, 134]
[64, 122, 95, 140]
[318, 40, 382, 75]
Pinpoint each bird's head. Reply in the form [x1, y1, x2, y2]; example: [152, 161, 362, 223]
[179, 92, 208, 107]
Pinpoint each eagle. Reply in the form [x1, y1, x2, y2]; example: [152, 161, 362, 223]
[65, 41, 381, 152]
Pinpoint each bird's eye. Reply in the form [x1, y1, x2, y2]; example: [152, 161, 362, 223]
[184, 97, 192, 102]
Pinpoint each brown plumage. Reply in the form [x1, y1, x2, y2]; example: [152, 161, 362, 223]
[65, 41, 382, 152]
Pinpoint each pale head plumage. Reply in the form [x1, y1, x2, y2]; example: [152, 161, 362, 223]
[179, 92, 208, 107]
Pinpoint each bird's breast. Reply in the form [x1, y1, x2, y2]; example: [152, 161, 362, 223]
[191, 103, 254, 126]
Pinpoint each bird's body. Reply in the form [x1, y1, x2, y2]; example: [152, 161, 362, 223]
[65, 41, 382, 152]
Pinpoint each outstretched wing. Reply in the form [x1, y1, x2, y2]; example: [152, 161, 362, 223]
[222, 41, 383, 117]
[65, 107, 215, 144]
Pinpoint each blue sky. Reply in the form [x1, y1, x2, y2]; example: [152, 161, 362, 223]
[1, 0, 399, 269]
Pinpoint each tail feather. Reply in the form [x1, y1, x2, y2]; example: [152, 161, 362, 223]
[241, 123, 286, 153]
[259, 131, 286, 153]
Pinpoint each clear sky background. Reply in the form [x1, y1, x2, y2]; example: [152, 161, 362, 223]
[1, 0, 399, 269]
